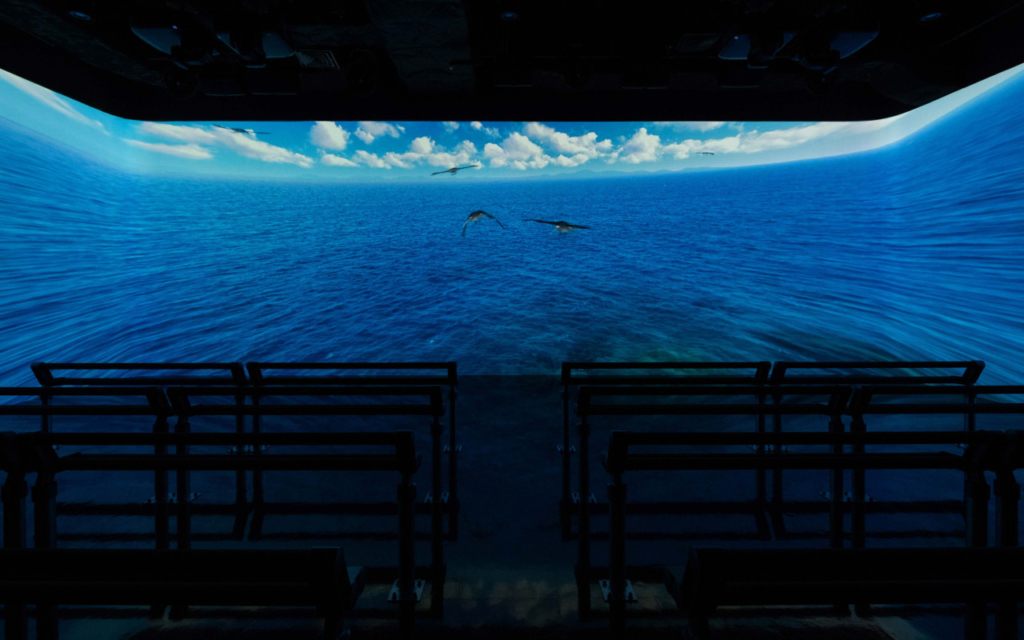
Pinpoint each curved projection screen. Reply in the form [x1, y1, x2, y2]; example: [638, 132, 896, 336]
[1, 66, 1022, 385]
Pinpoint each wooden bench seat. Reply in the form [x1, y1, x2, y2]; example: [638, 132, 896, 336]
[0, 547, 365, 640]
[678, 547, 1024, 639]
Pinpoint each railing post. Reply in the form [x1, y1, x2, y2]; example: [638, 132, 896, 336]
[3, 468, 29, 640]
[448, 383, 459, 541]
[964, 470, 990, 639]
[754, 390, 769, 539]
[770, 391, 786, 537]
[32, 467, 59, 640]
[561, 383, 573, 541]
[397, 476, 417, 639]
[849, 412, 870, 616]
[993, 470, 1019, 640]
[577, 415, 591, 619]
[828, 414, 845, 551]
[608, 475, 628, 640]
[171, 415, 191, 619]
[850, 414, 867, 550]
[829, 414, 849, 615]
[250, 391, 264, 540]
[154, 416, 169, 550]
[233, 390, 248, 540]
[429, 416, 445, 619]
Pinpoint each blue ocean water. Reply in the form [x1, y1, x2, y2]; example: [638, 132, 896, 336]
[1, 83, 1023, 386]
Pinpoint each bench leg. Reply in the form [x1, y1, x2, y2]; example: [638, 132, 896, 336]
[964, 471, 990, 640]
[4, 473, 29, 640]
[994, 471, 1019, 640]
[689, 615, 711, 640]
[323, 614, 350, 639]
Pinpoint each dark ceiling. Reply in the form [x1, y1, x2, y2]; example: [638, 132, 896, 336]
[2, 0, 1024, 122]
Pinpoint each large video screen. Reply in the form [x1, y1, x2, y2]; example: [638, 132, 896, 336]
[2, 66, 1022, 385]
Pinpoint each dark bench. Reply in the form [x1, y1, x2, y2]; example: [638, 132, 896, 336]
[678, 546, 1024, 640]
[0, 547, 364, 640]
[574, 384, 850, 619]
[767, 361, 985, 538]
[1, 428, 422, 639]
[600, 428, 1023, 640]
[29, 362, 251, 537]
[559, 362, 771, 540]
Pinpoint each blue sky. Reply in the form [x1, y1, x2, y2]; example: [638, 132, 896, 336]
[2, 63, 1023, 182]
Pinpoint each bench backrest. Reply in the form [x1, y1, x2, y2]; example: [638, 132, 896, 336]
[167, 385, 445, 418]
[769, 361, 985, 386]
[0, 547, 352, 604]
[31, 362, 247, 388]
[562, 362, 771, 388]
[247, 361, 457, 388]
[577, 385, 850, 418]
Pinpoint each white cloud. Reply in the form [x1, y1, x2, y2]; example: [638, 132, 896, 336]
[328, 136, 479, 170]
[138, 122, 314, 168]
[321, 152, 358, 167]
[354, 121, 403, 144]
[424, 140, 477, 168]
[353, 150, 391, 169]
[469, 121, 501, 137]
[0, 68, 107, 133]
[410, 136, 435, 155]
[310, 122, 351, 150]
[524, 122, 613, 161]
[615, 127, 661, 164]
[653, 121, 728, 132]
[123, 139, 213, 159]
[442, 121, 460, 133]
[483, 132, 552, 169]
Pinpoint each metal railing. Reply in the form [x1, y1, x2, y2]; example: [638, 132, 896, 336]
[600, 428, 1021, 639]
[0, 428, 421, 639]
[559, 362, 770, 539]
[29, 362, 252, 536]
[167, 384, 448, 618]
[573, 384, 850, 618]
[763, 361, 985, 536]
[246, 362, 460, 540]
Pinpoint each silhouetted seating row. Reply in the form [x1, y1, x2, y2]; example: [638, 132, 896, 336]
[0, 547, 365, 640]
[29, 361, 462, 540]
[592, 399, 1024, 640]
[677, 547, 1024, 640]
[560, 360, 986, 540]
[0, 421, 424, 638]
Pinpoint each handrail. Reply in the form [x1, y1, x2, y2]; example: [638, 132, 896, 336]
[0, 430, 420, 475]
[602, 429, 1022, 474]
[0, 387, 171, 416]
[602, 430, 991, 473]
[31, 362, 248, 387]
[850, 384, 1024, 414]
[561, 361, 771, 386]
[576, 385, 850, 417]
[167, 385, 446, 417]
[247, 362, 457, 387]
[769, 360, 986, 386]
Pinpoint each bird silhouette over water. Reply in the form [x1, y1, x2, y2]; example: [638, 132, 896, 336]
[433, 164, 480, 176]
[523, 219, 591, 232]
[462, 210, 505, 236]
[214, 124, 270, 136]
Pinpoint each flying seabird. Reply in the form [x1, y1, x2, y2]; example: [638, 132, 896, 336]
[462, 210, 505, 236]
[433, 164, 480, 176]
[214, 124, 271, 136]
[523, 219, 591, 232]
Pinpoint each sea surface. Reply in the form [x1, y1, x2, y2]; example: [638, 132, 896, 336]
[2, 80, 1023, 386]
